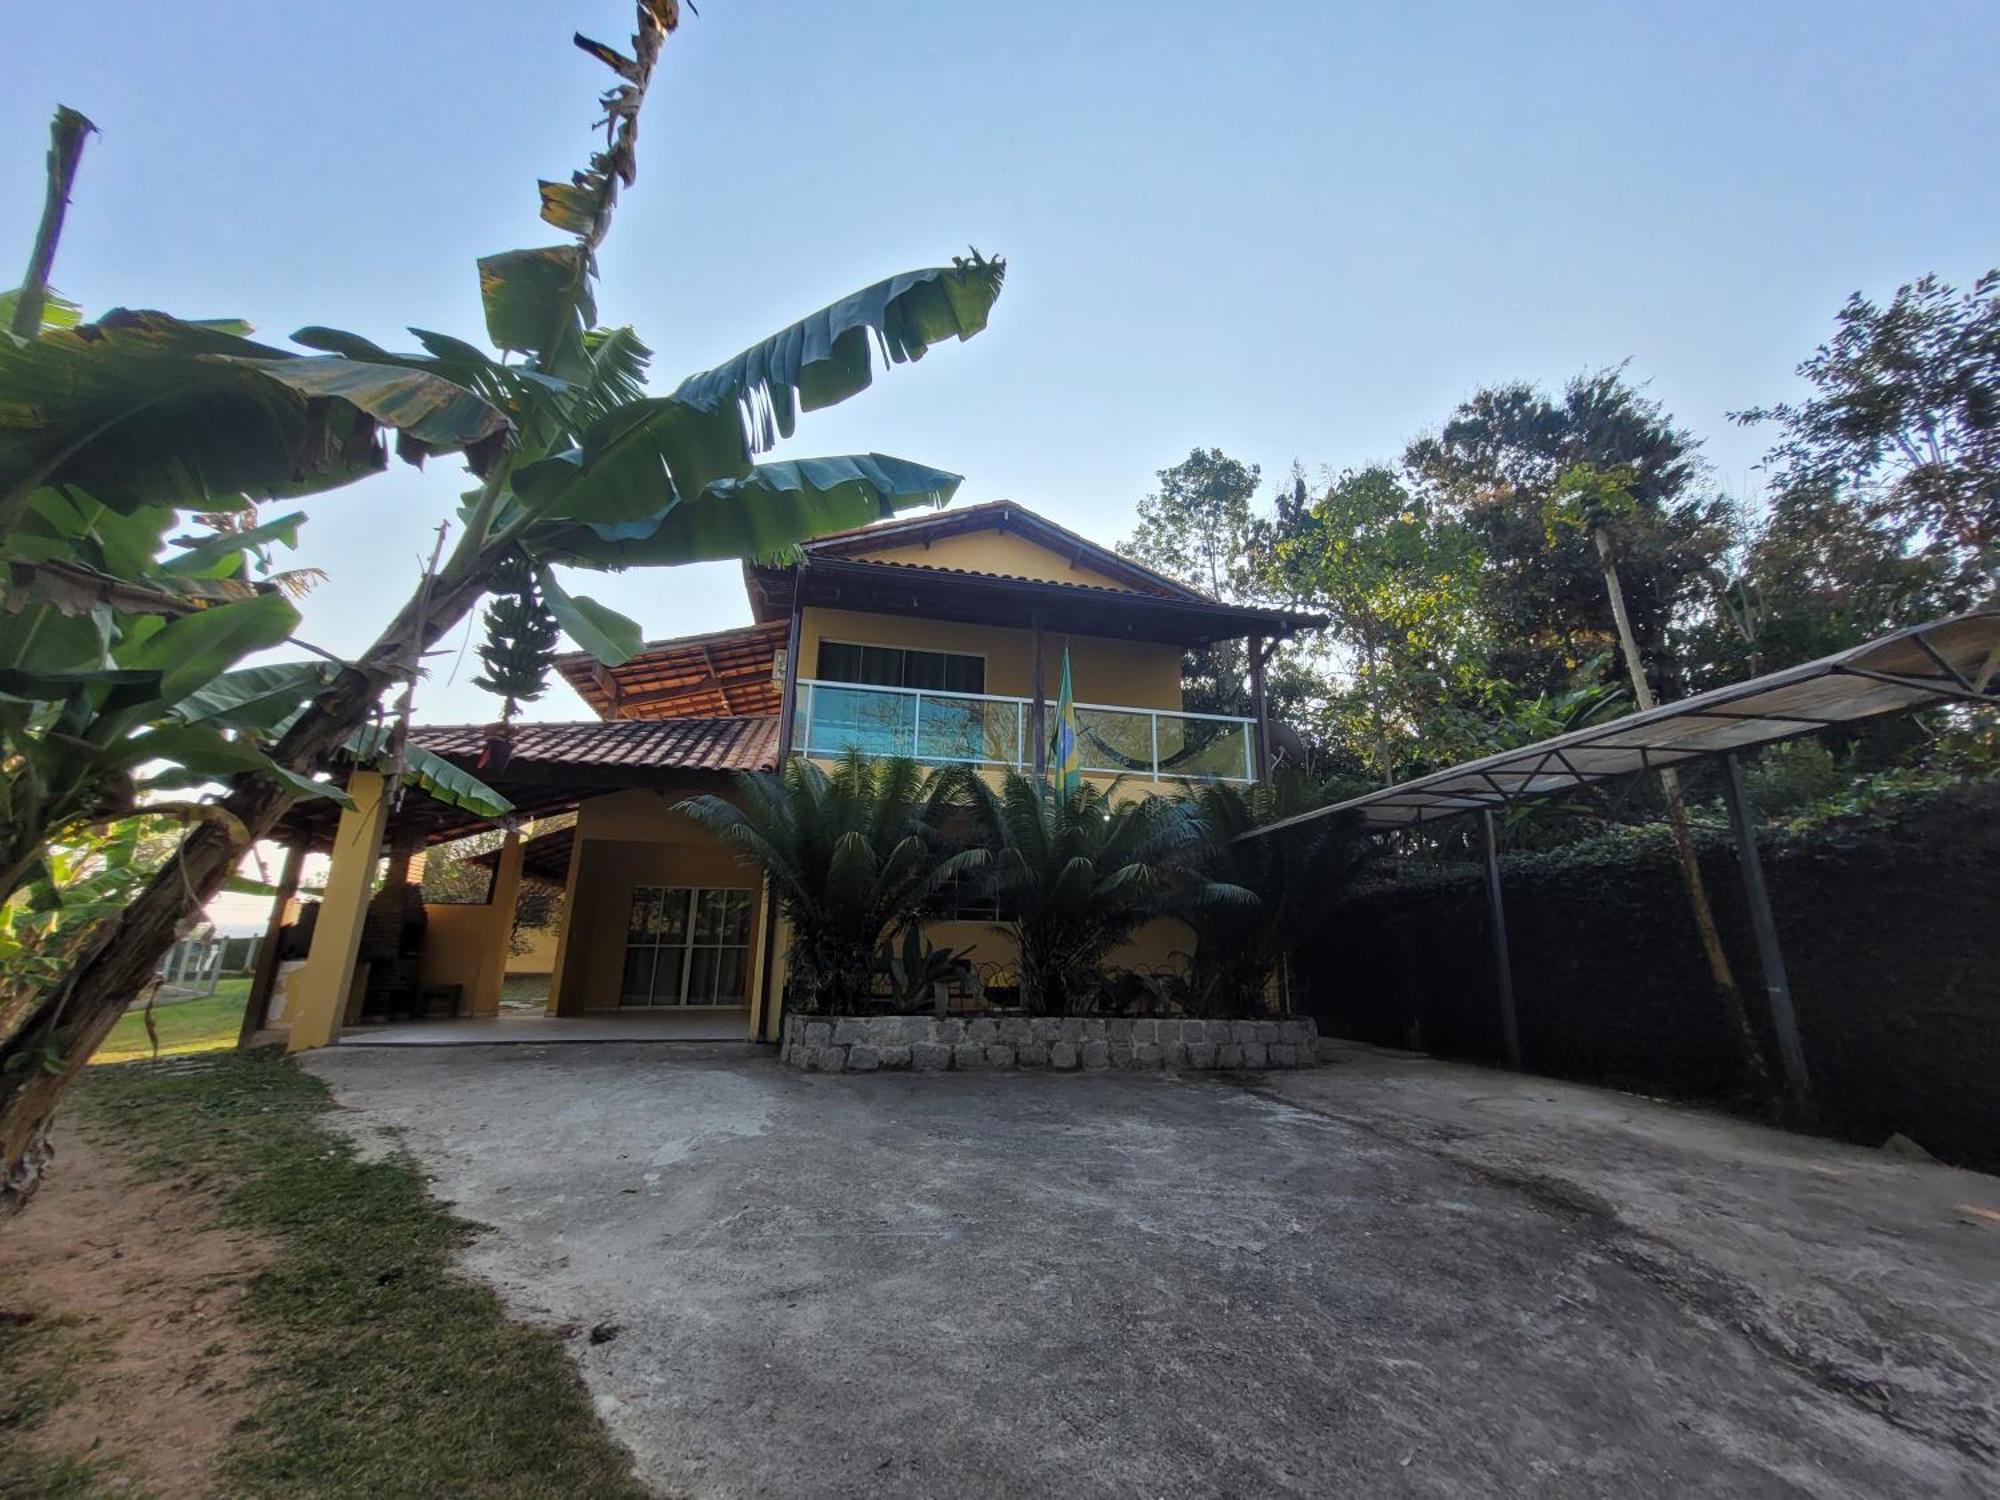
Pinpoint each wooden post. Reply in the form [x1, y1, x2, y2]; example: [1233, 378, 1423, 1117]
[776, 594, 804, 764]
[1480, 810, 1522, 1069]
[1249, 636, 1272, 781]
[1031, 610, 1047, 776]
[1721, 752, 1816, 1123]
[238, 840, 306, 1048]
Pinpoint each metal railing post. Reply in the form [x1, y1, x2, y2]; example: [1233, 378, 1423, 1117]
[911, 689, 923, 760]
[1151, 713, 1161, 779]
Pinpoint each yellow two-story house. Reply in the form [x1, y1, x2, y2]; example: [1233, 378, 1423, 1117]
[267, 502, 1322, 1050]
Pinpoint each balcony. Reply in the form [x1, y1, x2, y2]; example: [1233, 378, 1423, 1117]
[791, 679, 1259, 783]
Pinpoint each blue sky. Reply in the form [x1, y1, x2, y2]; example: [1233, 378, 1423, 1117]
[8, 0, 1997, 725]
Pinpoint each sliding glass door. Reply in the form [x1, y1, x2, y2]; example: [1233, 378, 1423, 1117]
[622, 886, 752, 1007]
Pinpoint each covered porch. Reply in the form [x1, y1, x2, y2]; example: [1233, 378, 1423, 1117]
[254, 718, 785, 1052]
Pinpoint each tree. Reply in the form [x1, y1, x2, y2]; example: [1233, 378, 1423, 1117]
[1733, 270, 1999, 664]
[1, 2, 1007, 1211]
[1267, 463, 1489, 783]
[0, 112, 516, 917]
[1404, 370, 1734, 702]
[1545, 462, 1772, 1098]
[680, 752, 971, 1015]
[1122, 447, 1277, 717]
[948, 769, 1249, 1015]
[1182, 774, 1371, 1017]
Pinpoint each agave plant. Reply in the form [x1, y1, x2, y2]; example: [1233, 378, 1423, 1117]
[681, 752, 977, 1015]
[876, 923, 972, 1011]
[948, 770, 1253, 1016]
[1182, 774, 1373, 1018]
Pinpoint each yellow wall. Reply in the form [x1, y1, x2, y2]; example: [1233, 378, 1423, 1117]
[417, 832, 521, 1018]
[550, 789, 767, 1015]
[798, 606, 1183, 711]
[421, 904, 507, 1015]
[505, 924, 558, 975]
[847, 526, 1139, 592]
[918, 917, 1192, 984]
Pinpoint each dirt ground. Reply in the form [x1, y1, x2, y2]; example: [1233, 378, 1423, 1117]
[306, 1037, 2000, 1499]
[0, 1116, 273, 1496]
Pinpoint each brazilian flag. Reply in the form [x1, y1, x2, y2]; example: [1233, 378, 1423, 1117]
[1050, 646, 1082, 796]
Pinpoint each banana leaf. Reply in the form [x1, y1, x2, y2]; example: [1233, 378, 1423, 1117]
[125, 723, 350, 805]
[532, 564, 643, 666]
[345, 724, 513, 818]
[0, 309, 510, 514]
[165, 660, 344, 730]
[530, 453, 961, 569]
[113, 592, 300, 704]
[673, 252, 1004, 450]
[212, 355, 512, 457]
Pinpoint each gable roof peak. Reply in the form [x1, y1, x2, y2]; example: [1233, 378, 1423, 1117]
[795, 498, 1210, 601]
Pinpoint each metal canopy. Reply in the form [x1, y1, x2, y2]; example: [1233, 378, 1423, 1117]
[1261, 609, 2000, 835]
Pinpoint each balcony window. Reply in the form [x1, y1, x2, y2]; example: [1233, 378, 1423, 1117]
[817, 641, 984, 694]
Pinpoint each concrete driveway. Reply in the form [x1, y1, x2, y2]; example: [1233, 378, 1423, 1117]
[305, 1041, 2000, 1498]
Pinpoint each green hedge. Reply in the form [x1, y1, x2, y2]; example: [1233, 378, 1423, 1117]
[1296, 784, 2000, 1171]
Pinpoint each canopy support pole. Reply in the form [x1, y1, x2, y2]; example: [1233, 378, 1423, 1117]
[1480, 810, 1522, 1069]
[1720, 752, 1816, 1122]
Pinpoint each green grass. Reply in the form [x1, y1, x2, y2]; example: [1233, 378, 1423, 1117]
[93, 980, 251, 1065]
[67, 1053, 650, 1499]
[498, 973, 551, 1011]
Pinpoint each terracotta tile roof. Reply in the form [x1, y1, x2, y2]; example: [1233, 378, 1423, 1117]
[551, 621, 784, 723]
[412, 716, 780, 773]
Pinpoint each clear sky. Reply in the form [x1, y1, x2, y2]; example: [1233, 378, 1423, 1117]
[7, 0, 1997, 729]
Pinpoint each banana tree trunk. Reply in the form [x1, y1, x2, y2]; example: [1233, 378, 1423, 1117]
[0, 558, 493, 1216]
[1592, 526, 1772, 1096]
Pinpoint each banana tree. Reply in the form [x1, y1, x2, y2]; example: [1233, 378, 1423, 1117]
[1, 0, 1006, 1212]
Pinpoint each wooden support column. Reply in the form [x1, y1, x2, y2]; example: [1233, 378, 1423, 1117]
[1250, 636, 1273, 781]
[1480, 810, 1522, 1069]
[237, 840, 305, 1048]
[286, 770, 389, 1052]
[1721, 752, 1816, 1122]
[1031, 609, 1047, 776]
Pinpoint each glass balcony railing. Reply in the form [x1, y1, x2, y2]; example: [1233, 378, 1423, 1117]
[792, 679, 1258, 782]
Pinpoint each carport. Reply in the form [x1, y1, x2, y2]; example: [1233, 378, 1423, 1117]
[1253, 608, 2000, 1119]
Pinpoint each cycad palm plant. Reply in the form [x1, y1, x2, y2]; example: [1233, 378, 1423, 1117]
[1184, 774, 1373, 1017]
[951, 770, 1252, 1015]
[681, 752, 973, 1015]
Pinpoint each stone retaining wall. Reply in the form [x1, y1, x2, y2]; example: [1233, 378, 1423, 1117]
[780, 1014, 1320, 1073]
